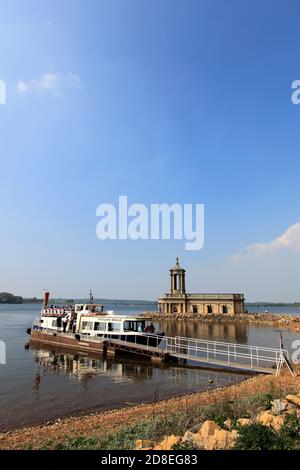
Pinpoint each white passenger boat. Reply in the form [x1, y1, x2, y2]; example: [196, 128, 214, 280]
[28, 292, 164, 351]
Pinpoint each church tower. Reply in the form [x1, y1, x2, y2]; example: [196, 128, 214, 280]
[169, 257, 186, 295]
[158, 258, 245, 315]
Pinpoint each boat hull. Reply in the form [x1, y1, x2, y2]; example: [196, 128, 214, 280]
[30, 330, 106, 354]
[29, 330, 165, 356]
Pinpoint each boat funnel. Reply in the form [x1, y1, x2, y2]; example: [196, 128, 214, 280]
[44, 292, 50, 307]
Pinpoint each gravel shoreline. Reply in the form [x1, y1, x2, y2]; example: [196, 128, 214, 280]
[1, 367, 299, 450]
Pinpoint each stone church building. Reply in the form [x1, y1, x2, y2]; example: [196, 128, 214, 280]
[158, 258, 245, 315]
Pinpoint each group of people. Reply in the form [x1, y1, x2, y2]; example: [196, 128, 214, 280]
[144, 323, 155, 334]
[56, 316, 76, 333]
[135, 322, 155, 333]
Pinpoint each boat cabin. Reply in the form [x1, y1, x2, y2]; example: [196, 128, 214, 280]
[75, 304, 104, 314]
[77, 314, 147, 337]
[36, 303, 154, 338]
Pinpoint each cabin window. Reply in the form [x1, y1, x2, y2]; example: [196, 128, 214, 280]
[82, 321, 93, 330]
[124, 321, 134, 331]
[108, 322, 121, 332]
[124, 321, 145, 332]
[94, 322, 106, 331]
[207, 305, 213, 314]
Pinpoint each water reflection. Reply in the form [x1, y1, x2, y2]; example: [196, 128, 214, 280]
[155, 319, 248, 344]
[31, 344, 156, 384]
[29, 342, 243, 392]
[33, 372, 41, 391]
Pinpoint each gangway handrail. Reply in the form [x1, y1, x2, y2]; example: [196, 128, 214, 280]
[104, 333, 292, 374]
[104, 333, 288, 362]
[165, 343, 284, 363]
[173, 334, 289, 354]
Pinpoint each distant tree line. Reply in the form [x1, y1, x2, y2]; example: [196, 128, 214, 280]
[23, 297, 43, 303]
[0, 292, 23, 304]
[0, 293, 74, 304]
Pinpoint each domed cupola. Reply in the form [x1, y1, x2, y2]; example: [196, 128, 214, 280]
[169, 257, 186, 295]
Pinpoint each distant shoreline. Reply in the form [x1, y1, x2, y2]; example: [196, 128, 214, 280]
[0, 293, 157, 305]
[0, 294, 300, 308]
[246, 302, 300, 308]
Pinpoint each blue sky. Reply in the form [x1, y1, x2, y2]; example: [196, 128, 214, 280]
[1, 0, 300, 301]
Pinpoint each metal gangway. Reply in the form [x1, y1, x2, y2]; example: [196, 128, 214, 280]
[105, 333, 294, 376]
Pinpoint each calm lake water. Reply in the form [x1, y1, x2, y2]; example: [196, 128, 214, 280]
[0, 303, 299, 431]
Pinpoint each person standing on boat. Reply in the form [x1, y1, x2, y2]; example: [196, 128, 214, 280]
[63, 317, 68, 333]
[57, 316, 62, 332]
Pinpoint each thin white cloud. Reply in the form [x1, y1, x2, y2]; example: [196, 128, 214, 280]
[16, 72, 81, 96]
[34, 73, 58, 90]
[17, 81, 29, 93]
[230, 222, 300, 261]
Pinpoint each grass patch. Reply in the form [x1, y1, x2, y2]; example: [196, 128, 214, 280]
[234, 423, 293, 450]
[198, 391, 290, 429]
[36, 384, 299, 450]
[234, 413, 300, 450]
[39, 414, 192, 450]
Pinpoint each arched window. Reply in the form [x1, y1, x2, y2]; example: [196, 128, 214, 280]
[222, 305, 228, 314]
[192, 305, 198, 314]
[207, 305, 213, 314]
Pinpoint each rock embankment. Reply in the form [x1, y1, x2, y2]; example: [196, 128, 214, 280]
[135, 392, 300, 450]
[141, 312, 300, 333]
